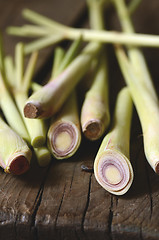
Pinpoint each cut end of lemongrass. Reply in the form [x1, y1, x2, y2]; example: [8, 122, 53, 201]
[34, 147, 52, 167]
[155, 161, 159, 174]
[31, 136, 46, 148]
[48, 122, 81, 159]
[94, 149, 133, 195]
[83, 119, 103, 141]
[5, 155, 30, 175]
[24, 102, 42, 118]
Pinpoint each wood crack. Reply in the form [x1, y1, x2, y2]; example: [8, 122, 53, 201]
[108, 195, 113, 240]
[30, 163, 52, 240]
[144, 161, 153, 220]
[81, 172, 92, 235]
[55, 183, 67, 229]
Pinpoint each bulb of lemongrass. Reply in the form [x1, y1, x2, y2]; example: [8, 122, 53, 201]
[6, 8, 159, 53]
[115, 45, 159, 174]
[23, 41, 101, 119]
[47, 39, 82, 159]
[0, 116, 32, 175]
[81, 0, 110, 140]
[94, 87, 134, 195]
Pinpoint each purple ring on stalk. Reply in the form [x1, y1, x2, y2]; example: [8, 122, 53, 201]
[95, 149, 133, 194]
[50, 122, 78, 158]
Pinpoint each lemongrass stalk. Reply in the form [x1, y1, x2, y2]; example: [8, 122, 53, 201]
[24, 34, 63, 54]
[34, 146, 52, 167]
[31, 82, 42, 92]
[7, 8, 159, 49]
[13, 46, 47, 148]
[0, 115, 32, 175]
[51, 47, 65, 78]
[23, 50, 38, 91]
[24, 42, 101, 119]
[7, 24, 53, 37]
[115, 45, 159, 174]
[80, 0, 110, 140]
[48, 91, 81, 159]
[94, 87, 133, 195]
[0, 71, 30, 142]
[15, 43, 24, 89]
[112, 0, 158, 102]
[54, 36, 82, 77]
[128, 0, 142, 15]
[4, 55, 15, 88]
[47, 43, 81, 159]
[81, 55, 110, 140]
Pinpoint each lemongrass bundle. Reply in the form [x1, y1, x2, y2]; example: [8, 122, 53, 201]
[0, 116, 32, 175]
[47, 39, 82, 159]
[94, 87, 134, 195]
[7, 8, 159, 54]
[81, 0, 110, 140]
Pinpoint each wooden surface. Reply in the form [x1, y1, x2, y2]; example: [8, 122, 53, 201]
[1, 0, 159, 239]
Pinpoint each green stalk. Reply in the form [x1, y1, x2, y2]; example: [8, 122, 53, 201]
[7, 8, 159, 50]
[34, 146, 52, 167]
[47, 41, 82, 159]
[13, 45, 47, 148]
[0, 71, 30, 143]
[0, 115, 32, 175]
[24, 34, 63, 54]
[4, 55, 15, 88]
[115, 45, 159, 174]
[94, 87, 134, 195]
[112, 0, 158, 102]
[24, 42, 101, 119]
[51, 47, 65, 78]
[81, 0, 110, 141]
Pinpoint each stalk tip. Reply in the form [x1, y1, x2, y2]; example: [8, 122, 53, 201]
[24, 102, 41, 118]
[6, 156, 30, 175]
[83, 120, 102, 140]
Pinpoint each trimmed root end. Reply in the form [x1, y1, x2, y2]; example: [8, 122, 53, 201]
[83, 120, 102, 140]
[155, 161, 159, 174]
[49, 122, 79, 159]
[6, 156, 30, 175]
[94, 150, 133, 195]
[24, 102, 42, 118]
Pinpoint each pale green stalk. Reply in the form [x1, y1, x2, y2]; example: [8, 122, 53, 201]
[0, 71, 30, 143]
[13, 45, 47, 148]
[128, 0, 142, 15]
[81, 0, 110, 140]
[15, 43, 24, 89]
[0, 115, 32, 175]
[48, 40, 82, 159]
[34, 146, 52, 167]
[51, 47, 65, 78]
[115, 45, 159, 174]
[24, 34, 63, 54]
[7, 8, 159, 51]
[4, 56, 15, 88]
[94, 87, 134, 195]
[112, 0, 158, 103]
[24, 42, 101, 119]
